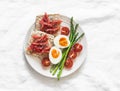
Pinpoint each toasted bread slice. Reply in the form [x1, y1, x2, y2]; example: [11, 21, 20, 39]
[35, 14, 61, 36]
[26, 31, 54, 57]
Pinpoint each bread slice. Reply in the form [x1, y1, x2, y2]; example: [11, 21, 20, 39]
[35, 14, 61, 36]
[26, 31, 54, 57]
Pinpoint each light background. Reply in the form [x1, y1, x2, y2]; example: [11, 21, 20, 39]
[0, 0, 120, 91]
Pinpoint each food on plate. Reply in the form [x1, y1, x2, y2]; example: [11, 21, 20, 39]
[49, 46, 62, 64]
[50, 17, 84, 80]
[26, 13, 85, 80]
[68, 50, 77, 59]
[61, 26, 70, 35]
[26, 31, 54, 56]
[35, 13, 62, 35]
[42, 57, 51, 67]
[64, 59, 73, 68]
[73, 43, 83, 52]
[67, 43, 83, 60]
[54, 35, 70, 48]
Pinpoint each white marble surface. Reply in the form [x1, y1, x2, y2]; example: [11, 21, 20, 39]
[0, 0, 120, 91]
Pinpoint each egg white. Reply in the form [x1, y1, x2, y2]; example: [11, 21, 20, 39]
[49, 46, 62, 64]
[54, 35, 70, 48]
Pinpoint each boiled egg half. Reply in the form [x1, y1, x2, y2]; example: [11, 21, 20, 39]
[49, 46, 62, 64]
[54, 35, 70, 48]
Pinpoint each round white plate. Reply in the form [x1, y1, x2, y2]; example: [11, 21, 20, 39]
[24, 14, 87, 78]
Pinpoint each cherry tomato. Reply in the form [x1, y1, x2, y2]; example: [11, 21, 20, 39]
[42, 57, 51, 67]
[68, 50, 77, 59]
[61, 27, 70, 35]
[73, 43, 83, 52]
[65, 59, 73, 68]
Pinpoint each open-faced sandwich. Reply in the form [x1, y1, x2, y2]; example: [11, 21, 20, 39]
[35, 13, 62, 36]
[26, 13, 84, 80]
[26, 31, 54, 57]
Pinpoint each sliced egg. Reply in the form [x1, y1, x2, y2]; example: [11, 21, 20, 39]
[54, 35, 70, 48]
[49, 46, 62, 64]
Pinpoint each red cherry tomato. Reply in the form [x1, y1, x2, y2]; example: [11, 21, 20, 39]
[73, 43, 83, 52]
[68, 50, 77, 59]
[61, 27, 70, 35]
[42, 57, 51, 67]
[65, 59, 73, 68]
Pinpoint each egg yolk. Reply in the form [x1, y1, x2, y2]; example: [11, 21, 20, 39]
[59, 37, 68, 46]
[52, 49, 60, 58]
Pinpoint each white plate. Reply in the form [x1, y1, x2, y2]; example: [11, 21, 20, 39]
[24, 14, 87, 78]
